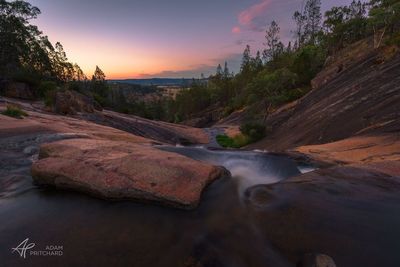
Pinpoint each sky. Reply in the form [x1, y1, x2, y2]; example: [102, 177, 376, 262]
[29, 0, 353, 79]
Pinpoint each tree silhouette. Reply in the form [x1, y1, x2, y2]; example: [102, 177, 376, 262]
[241, 45, 251, 74]
[263, 21, 283, 62]
[92, 65, 106, 82]
[304, 0, 322, 44]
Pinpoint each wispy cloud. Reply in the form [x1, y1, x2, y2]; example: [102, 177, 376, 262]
[232, 26, 241, 34]
[137, 53, 243, 78]
[233, 0, 273, 33]
[235, 39, 256, 46]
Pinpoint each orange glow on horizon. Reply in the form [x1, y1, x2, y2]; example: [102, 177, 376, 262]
[33, 11, 242, 80]
[58, 36, 219, 79]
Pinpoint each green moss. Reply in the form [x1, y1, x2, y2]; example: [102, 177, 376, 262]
[1, 105, 28, 119]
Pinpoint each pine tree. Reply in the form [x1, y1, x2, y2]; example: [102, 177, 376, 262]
[216, 64, 223, 77]
[263, 21, 281, 62]
[241, 45, 251, 74]
[304, 0, 322, 44]
[91, 66, 107, 99]
[223, 61, 230, 79]
[293, 10, 307, 48]
[253, 51, 263, 72]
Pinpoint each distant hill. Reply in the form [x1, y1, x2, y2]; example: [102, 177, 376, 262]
[109, 78, 205, 87]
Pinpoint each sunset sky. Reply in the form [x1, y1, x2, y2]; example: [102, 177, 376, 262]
[29, 0, 354, 79]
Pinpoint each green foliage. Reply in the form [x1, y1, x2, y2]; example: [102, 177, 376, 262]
[216, 134, 251, 148]
[386, 32, 400, 45]
[44, 89, 56, 107]
[369, 0, 400, 31]
[324, 1, 369, 51]
[0, 0, 89, 98]
[38, 81, 57, 97]
[292, 45, 325, 85]
[248, 68, 298, 106]
[216, 122, 266, 148]
[239, 122, 266, 142]
[165, 81, 212, 121]
[93, 93, 107, 107]
[11, 68, 41, 87]
[0, 0, 49, 77]
[174, 113, 182, 123]
[1, 105, 28, 119]
[263, 21, 284, 62]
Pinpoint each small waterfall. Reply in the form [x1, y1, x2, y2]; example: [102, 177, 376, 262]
[158, 146, 303, 195]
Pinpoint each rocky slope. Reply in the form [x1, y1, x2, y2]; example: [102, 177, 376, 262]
[1, 96, 209, 145]
[250, 43, 400, 152]
[0, 99, 224, 209]
[79, 109, 209, 145]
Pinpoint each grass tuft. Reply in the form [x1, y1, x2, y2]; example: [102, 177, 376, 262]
[1, 105, 28, 119]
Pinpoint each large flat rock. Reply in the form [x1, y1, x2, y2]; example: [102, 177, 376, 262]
[31, 138, 227, 209]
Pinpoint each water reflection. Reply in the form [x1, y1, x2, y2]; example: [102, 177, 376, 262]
[0, 146, 303, 267]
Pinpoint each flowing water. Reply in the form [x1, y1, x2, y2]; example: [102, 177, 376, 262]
[2, 133, 400, 267]
[159, 146, 306, 196]
[0, 140, 308, 267]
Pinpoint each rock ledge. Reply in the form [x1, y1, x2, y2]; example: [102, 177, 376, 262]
[32, 138, 228, 209]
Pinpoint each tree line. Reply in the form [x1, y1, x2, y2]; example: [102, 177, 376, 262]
[154, 0, 400, 123]
[0, 0, 109, 103]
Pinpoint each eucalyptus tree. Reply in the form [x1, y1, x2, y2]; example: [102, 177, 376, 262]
[0, 0, 53, 77]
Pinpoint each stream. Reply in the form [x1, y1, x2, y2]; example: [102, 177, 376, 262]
[1, 136, 400, 267]
[0, 137, 309, 267]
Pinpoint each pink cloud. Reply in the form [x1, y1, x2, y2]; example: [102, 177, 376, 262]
[237, 0, 272, 31]
[232, 26, 241, 34]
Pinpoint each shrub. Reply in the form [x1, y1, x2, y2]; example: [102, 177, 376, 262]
[93, 93, 107, 107]
[216, 134, 251, 148]
[292, 45, 326, 85]
[11, 69, 41, 87]
[38, 81, 57, 97]
[174, 113, 182, 123]
[271, 87, 311, 106]
[222, 105, 235, 117]
[67, 81, 83, 92]
[216, 134, 235, 148]
[246, 93, 259, 105]
[248, 68, 298, 107]
[240, 122, 266, 142]
[1, 105, 28, 119]
[44, 89, 56, 107]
